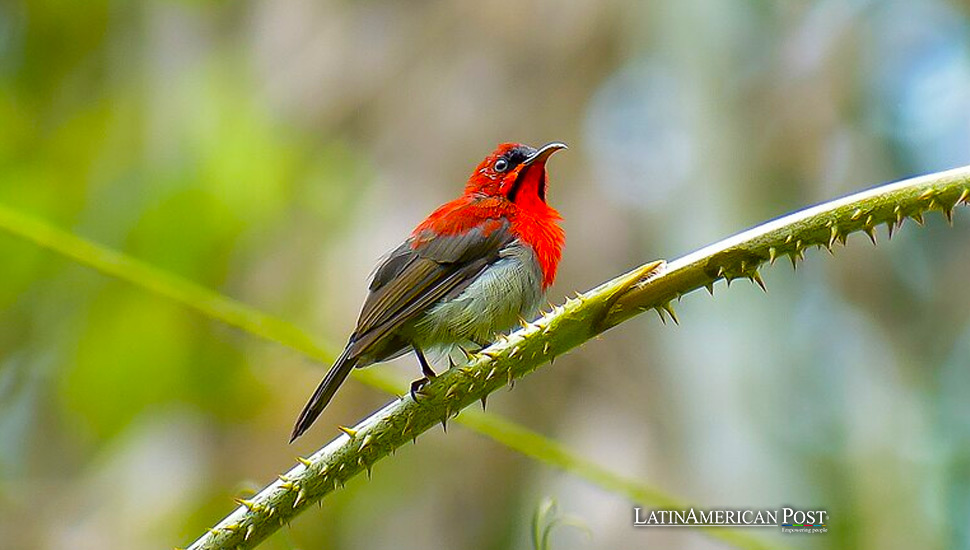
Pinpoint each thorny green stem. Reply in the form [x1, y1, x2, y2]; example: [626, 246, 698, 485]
[0, 203, 771, 549]
[185, 167, 970, 550]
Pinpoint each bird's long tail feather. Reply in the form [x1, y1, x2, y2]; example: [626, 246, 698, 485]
[290, 348, 356, 442]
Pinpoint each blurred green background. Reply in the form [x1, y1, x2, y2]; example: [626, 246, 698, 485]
[2, 1, 970, 549]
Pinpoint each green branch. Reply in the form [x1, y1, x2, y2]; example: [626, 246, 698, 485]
[608, 167, 970, 324]
[0, 202, 776, 548]
[181, 166, 970, 550]
[3, 165, 967, 550]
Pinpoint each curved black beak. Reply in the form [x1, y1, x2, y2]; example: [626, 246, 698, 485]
[509, 142, 567, 203]
[523, 142, 568, 166]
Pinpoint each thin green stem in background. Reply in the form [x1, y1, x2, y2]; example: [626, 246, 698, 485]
[0, 204, 342, 361]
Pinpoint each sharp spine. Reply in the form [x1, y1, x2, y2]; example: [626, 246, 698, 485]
[751, 270, 767, 292]
[337, 425, 358, 438]
[661, 302, 679, 325]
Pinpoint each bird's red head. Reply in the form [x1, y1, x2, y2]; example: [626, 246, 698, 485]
[415, 141, 567, 289]
[464, 142, 568, 209]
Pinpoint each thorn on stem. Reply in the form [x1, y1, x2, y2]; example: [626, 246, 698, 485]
[235, 498, 258, 511]
[750, 270, 767, 293]
[337, 425, 358, 438]
[661, 302, 679, 325]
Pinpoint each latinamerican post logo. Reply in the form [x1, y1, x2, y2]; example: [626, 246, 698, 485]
[633, 507, 828, 534]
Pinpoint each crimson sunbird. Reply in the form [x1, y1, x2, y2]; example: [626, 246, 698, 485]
[291, 142, 567, 441]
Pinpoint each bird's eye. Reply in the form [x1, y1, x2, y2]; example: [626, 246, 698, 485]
[493, 158, 509, 172]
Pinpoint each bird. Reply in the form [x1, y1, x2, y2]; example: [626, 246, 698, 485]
[291, 142, 567, 441]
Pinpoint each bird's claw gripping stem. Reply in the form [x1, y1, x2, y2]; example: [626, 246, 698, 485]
[409, 345, 437, 401]
[409, 377, 433, 400]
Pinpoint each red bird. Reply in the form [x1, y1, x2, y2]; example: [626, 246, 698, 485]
[291, 142, 567, 441]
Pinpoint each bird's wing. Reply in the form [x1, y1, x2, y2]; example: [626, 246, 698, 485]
[346, 219, 514, 359]
[290, 220, 512, 441]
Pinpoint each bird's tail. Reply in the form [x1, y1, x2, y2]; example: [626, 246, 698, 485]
[290, 348, 357, 442]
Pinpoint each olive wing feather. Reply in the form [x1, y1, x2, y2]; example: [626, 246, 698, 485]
[347, 220, 514, 359]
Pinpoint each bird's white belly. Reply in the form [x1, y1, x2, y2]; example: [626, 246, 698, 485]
[412, 241, 544, 350]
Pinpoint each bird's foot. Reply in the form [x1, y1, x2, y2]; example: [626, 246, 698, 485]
[410, 376, 433, 400]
